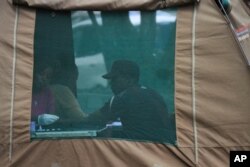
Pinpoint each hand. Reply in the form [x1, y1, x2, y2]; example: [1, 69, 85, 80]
[38, 114, 59, 125]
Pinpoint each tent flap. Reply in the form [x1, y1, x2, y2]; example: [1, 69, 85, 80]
[11, 0, 199, 10]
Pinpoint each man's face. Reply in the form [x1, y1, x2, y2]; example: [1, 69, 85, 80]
[110, 75, 130, 95]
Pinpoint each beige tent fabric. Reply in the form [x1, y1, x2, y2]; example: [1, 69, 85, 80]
[0, 0, 16, 146]
[6, 141, 195, 167]
[195, 0, 250, 147]
[175, 5, 195, 148]
[190, 0, 250, 165]
[175, 0, 250, 165]
[0, 0, 35, 164]
[0, 0, 250, 166]
[0, 1, 16, 164]
[10, 0, 198, 10]
[195, 1, 250, 147]
[12, 6, 35, 144]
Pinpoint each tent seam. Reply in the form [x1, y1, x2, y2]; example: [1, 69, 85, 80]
[9, 6, 19, 162]
[192, 4, 198, 166]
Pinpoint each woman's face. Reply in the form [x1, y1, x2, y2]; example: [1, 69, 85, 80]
[33, 68, 52, 92]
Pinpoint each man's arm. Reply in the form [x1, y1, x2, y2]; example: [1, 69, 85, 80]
[85, 102, 112, 126]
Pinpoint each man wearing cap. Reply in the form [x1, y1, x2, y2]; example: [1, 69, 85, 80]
[88, 59, 170, 142]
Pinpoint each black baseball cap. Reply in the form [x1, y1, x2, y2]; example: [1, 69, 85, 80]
[102, 60, 140, 80]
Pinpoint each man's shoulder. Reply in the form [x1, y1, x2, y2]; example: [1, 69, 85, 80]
[125, 85, 162, 99]
[119, 85, 144, 99]
[126, 85, 150, 94]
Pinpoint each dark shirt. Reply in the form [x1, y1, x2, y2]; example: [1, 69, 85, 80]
[95, 85, 170, 142]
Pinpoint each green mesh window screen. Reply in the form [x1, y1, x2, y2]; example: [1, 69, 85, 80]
[31, 9, 176, 144]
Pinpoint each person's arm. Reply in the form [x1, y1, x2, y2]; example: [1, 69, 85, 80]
[86, 102, 112, 126]
[62, 87, 87, 120]
[50, 85, 87, 123]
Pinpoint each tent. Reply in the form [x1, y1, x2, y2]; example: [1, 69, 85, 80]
[0, 0, 249, 166]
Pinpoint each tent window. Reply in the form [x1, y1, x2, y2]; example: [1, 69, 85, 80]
[31, 9, 177, 144]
